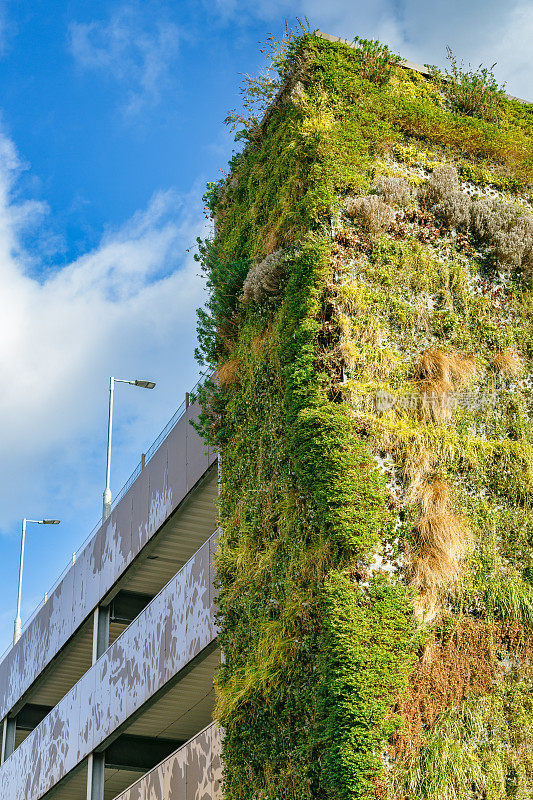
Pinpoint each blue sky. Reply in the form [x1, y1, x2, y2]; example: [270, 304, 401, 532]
[0, 0, 531, 654]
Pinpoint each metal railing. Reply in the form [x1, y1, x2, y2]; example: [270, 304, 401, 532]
[0, 373, 208, 664]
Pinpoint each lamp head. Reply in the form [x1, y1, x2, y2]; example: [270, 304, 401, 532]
[42, 519, 61, 525]
[134, 380, 156, 389]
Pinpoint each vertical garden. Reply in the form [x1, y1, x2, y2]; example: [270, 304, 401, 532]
[195, 30, 533, 799]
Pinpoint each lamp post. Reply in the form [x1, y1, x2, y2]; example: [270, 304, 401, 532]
[102, 377, 156, 524]
[14, 518, 60, 644]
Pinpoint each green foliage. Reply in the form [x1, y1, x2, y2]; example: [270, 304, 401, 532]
[393, 681, 533, 800]
[194, 238, 249, 367]
[195, 28, 533, 800]
[224, 20, 311, 143]
[319, 573, 416, 799]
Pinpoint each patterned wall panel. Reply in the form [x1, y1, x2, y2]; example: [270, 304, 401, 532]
[113, 723, 222, 800]
[0, 535, 218, 800]
[0, 402, 216, 720]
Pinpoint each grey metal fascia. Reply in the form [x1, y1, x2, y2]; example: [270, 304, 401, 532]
[0, 401, 217, 721]
[0, 531, 219, 800]
[111, 721, 223, 800]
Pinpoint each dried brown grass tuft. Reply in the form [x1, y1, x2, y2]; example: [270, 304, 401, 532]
[218, 356, 240, 388]
[403, 445, 435, 503]
[492, 348, 523, 376]
[408, 479, 470, 623]
[417, 348, 477, 394]
[417, 348, 477, 420]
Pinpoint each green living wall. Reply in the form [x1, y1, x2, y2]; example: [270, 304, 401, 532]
[195, 31, 533, 799]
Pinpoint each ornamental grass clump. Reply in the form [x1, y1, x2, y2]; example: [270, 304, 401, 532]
[241, 248, 288, 304]
[218, 356, 240, 388]
[408, 479, 470, 623]
[416, 348, 478, 420]
[492, 349, 523, 376]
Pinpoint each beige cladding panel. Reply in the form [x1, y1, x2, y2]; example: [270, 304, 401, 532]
[0, 402, 216, 721]
[0, 536, 217, 800]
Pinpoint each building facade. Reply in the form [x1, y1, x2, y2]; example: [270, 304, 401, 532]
[0, 397, 221, 800]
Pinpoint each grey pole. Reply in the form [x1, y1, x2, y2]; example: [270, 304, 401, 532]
[102, 377, 156, 525]
[13, 519, 60, 645]
[13, 518, 27, 644]
[102, 377, 114, 524]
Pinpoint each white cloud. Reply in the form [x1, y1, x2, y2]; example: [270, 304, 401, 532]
[69, 4, 180, 115]
[0, 125, 208, 533]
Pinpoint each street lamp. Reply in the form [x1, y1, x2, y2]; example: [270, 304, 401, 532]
[102, 377, 156, 524]
[14, 518, 60, 644]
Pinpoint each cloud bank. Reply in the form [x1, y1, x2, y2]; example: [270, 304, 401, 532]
[0, 125, 207, 533]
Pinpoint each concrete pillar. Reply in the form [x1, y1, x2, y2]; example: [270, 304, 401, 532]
[0, 718, 6, 764]
[1, 717, 16, 762]
[91, 605, 110, 665]
[86, 752, 105, 800]
[86, 605, 109, 798]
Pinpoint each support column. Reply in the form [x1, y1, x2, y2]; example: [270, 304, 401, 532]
[0, 718, 6, 764]
[91, 605, 110, 665]
[1, 717, 16, 763]
[86, 605, 109, 800]
[86, 752, 105, 800]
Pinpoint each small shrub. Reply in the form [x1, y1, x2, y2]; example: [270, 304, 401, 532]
[241, 248, 288, 304]
[435, 190, 473, 230]
[470, 199, 533, 270]
[493, 214, 533, 270]
[425, 165, 460, 204]
[376, 175, 412, 207]
[344, 195, 395, 236]
[353, 36, 401, 85]
[429, 47, 506, 123]
[470, 197, 502, 242]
